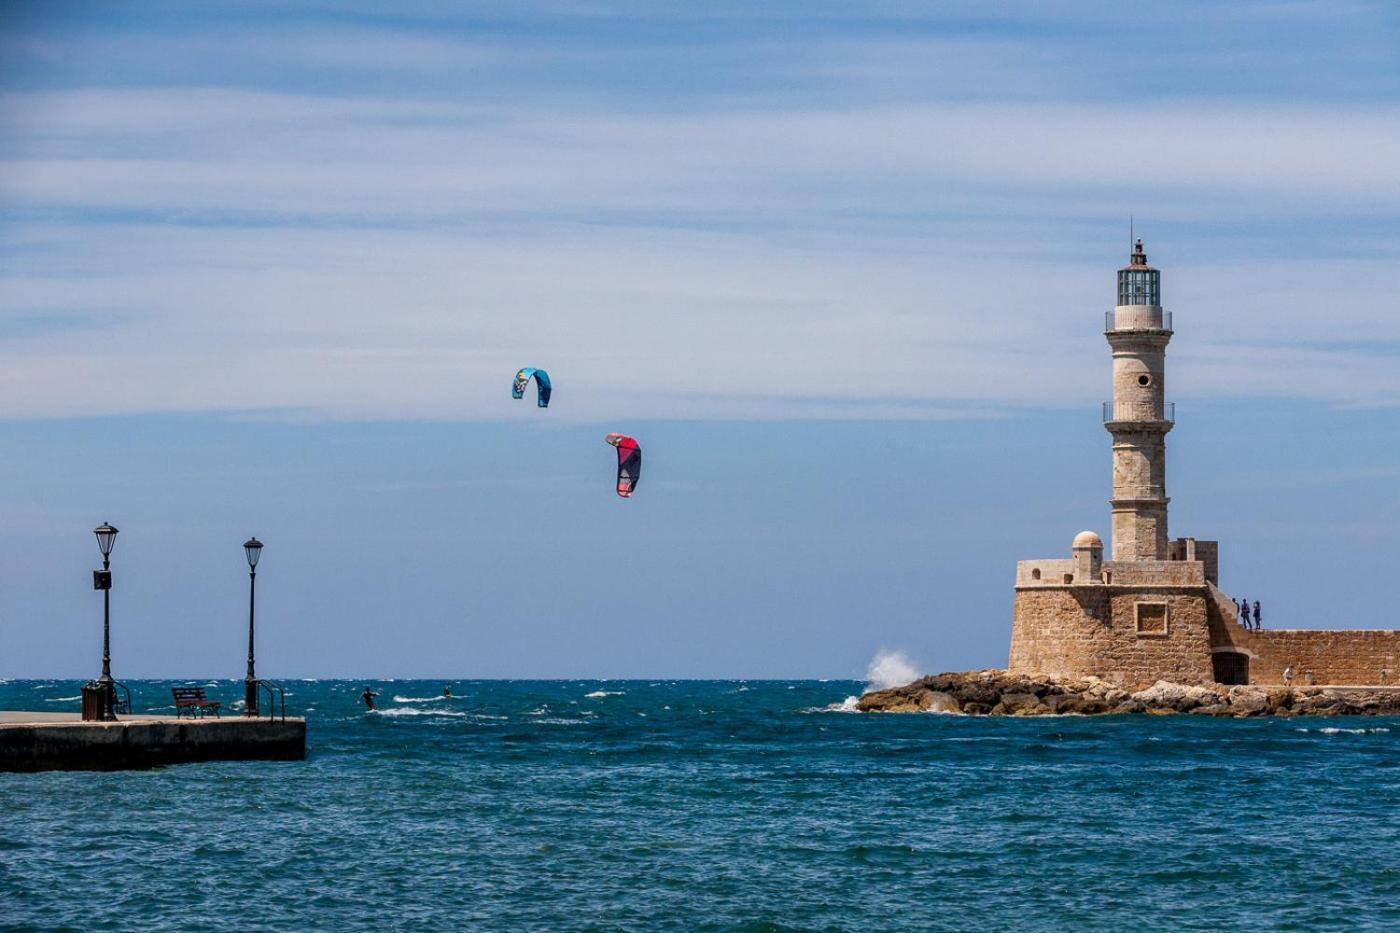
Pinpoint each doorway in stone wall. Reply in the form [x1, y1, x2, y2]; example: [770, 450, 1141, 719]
[1212, 651, 1250, 685]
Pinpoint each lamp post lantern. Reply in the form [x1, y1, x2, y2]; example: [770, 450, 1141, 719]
[84, 522, 119, 721]
[244, 537, 263, 717]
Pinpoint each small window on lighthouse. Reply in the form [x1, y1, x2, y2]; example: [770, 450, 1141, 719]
[1137, 374, 1152, 387]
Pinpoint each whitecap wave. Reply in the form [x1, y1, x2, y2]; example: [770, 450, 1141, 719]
[44, 695, 82, 702]
[584, 690, 623, 698]
[369, 707, 469, 718]
[801, 696, 862, 713]
[393, 695, 450, 703]
[1298, 726, 1391, 735]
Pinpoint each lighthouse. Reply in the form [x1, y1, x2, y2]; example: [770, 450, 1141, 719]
[1007, 238, 1398, 689]
[1104, 239, 1173, 561]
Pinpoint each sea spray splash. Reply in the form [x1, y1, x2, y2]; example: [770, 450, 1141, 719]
[820, 649, 924, 711]
[865, 649, 921, 691]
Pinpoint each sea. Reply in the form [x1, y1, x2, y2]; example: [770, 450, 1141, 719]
[2, 679, 1397, 931]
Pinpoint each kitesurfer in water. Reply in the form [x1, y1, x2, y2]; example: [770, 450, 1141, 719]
[361, 686, 378, 710]
[443, 685, 453, 699]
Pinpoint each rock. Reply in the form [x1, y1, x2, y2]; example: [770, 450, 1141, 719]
[995, 692, 1042, 715]
[1131, 681, 1220, 712]
[853, 669, 1396, 718]
[1295, 694, 1346, 715]
[855, 688, 905, 712]
[1044, 694, 1105, 715]
[916, 690, 961, 713]
[1227, 687, 1269, 714]
[954, 684, 1002, 707]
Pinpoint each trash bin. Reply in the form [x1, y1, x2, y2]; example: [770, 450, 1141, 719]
[81, 682, 112, 721]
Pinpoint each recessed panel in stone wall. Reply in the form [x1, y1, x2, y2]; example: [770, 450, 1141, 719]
[1135, 602, 1168, 636]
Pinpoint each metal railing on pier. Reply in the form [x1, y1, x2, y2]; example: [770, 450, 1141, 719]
[256, 679, 287, 721]
[1103, 401, 1175, 424]
[113, 680, 132, 715]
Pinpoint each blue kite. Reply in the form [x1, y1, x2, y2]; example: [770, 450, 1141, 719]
[512, 367, 552, 408]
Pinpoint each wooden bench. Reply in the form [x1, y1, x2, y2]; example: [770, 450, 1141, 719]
[172, 687, 222, 718]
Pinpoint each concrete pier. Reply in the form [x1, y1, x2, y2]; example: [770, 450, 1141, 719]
[0, 712, 306, 772]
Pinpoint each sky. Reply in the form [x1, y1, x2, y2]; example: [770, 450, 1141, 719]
[1, 1, 1398, 678]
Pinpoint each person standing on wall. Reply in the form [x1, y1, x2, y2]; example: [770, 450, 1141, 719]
[1253, 601, 1262, 629]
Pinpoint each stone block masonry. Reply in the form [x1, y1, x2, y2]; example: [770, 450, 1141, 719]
[1010, 586, 1214, 689]
[1249, 630, 1398, 685]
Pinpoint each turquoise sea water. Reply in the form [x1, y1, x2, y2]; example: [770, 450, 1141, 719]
[2, 679, 1397, 931]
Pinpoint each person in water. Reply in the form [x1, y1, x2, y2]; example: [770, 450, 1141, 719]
[443, 685, 453, 699]
[361, 686, 378, 710]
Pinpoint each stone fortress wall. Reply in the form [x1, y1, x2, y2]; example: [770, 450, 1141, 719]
[1206, 587, 1397, 687]
[1009, 585, 1213, 688]
[1008, 550, 1399, 689]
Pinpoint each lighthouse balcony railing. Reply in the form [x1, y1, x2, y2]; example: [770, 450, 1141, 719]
[1106, 310, 1171, 333]
[1103, 401, 1174, 424]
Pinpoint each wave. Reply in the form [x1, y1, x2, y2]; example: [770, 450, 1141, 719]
[369, 707, 470, 718]
[802, 696, 862, 713]
[44, 695, 81, 702]
[584, 690, 623, 698]
[393, 695, 452, 703]
[1297, 726, 1391, 735]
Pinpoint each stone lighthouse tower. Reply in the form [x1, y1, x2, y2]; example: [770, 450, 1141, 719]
[1009, 238, 1399, 689]
[1105, 239, 1172, 561]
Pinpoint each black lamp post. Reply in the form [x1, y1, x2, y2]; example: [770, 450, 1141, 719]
[84, 522, 119, 721]
[243, 537, 263, 717]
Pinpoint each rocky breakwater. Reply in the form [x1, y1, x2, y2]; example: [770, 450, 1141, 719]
[856, 670, 1400, 717]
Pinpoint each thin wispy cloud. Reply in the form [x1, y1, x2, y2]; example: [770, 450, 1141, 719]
[2, 1, 1399, 421]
